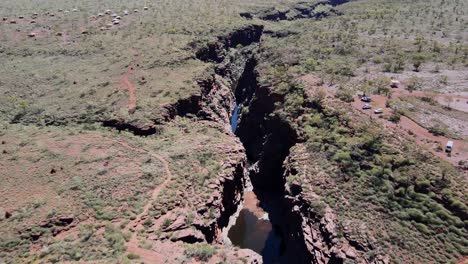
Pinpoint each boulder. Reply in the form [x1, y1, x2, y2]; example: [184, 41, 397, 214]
[171, 228, 205, 243]
[165, 215, 186, 231]
[58, 215, 74, 226]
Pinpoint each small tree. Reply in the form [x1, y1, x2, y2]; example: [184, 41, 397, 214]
[335, 87, 354, 102]
[303, 58, 318, 72]
[406, 76, 422, 93]
[412, 53, 427, 72]
[414, 35, 425, 52]
[389, 112, 401, 124]
[315, 87, 327, 103]
[374, 76, 392, 97]
[360, 82, 373, 97]
[395, 51, 406, 72]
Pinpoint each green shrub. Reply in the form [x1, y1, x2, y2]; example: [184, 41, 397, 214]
[406, 76, 422, 92]
[302, 58, 318, 72]
[103, 224, 125, 255]
[161, 218, 172, 229]
[184, 244, 216, 261]
[335, 88, 354, 102]
[414, 223, 431, 235]
[406, 208, 426, 223]
[428, 125, 448, 137]
[127, 253, 140, 260]
[412, 53, 427, 71]
[388, 113, 401, 123]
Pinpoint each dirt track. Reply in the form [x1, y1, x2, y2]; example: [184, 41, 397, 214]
[122, 49, 141, 112]
[111, 139, 174, 263]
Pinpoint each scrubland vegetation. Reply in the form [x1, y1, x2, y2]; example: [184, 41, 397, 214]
[0, 0, 466, 263]
[260, 67, 467, 262]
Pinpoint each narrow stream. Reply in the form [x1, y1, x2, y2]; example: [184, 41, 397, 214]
[231, 104, 239, 133]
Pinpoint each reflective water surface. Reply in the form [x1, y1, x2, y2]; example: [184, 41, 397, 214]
[228, 192, 282, 263]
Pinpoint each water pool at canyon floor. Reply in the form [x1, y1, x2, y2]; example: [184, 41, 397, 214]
[228, 191, 283, 263]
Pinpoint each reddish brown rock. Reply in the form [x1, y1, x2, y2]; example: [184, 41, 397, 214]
[165, 215, 186, 231]
[171, 228, 205, 243]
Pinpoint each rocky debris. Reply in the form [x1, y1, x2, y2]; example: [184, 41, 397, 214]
[30, 231, 42, 241]
[171, 228, 205, 243]
[102, 119, 161, 136]
[235, 249, 263, 264]
[342, 244, 357, 259]
[16, 215, 78, 240]
[38, 215, 75, 228]
[164, 215, 186, 231]
[321, 207, 337, 239]
[57, 215, 74, 226]
[342, 220, 377, 252]
[297, 206, 369, 263]
[376, 254, 390, 264]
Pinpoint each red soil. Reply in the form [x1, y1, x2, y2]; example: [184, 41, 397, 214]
[37, 133, 175, 262]
[122, 49, 141, 112]
[81, 134, 174, 262]
[109, 139, 174, 262]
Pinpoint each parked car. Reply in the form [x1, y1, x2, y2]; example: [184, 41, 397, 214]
[391, 80, 400, 88]
[362, 104, 372, 110]
[446, 141, 454, 153]
[374, 108, 383, 114]
[361, 97, 372, 102]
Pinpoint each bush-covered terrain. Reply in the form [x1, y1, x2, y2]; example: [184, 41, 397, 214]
[0, 0, 466, 263]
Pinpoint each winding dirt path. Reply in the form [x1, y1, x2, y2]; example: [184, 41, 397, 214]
[88, 135, 174, 262]
[122, 49, 141, 112]
[109, 140, 174, 263]
[61, 133, 172, 262]
[30, 132, 174, 262]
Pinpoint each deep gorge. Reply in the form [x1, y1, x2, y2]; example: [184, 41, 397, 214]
[190, 24, 313, 263]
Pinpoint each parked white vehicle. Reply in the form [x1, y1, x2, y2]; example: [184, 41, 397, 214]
[446, 141, 454, 153]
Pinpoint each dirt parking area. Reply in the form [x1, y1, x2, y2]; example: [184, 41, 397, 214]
[351, 92, 467, 168]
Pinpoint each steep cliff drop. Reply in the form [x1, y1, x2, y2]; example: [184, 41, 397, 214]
[224, 54, 310, 263]
[190, 24, 312, 263]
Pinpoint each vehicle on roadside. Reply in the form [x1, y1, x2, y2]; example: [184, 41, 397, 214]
[362, 104, 372, 110]
[361, 97, 372, 102]
[391, 80, 400, 88]
[446, 141, 454, 153]
[374, 108, 383, 114]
